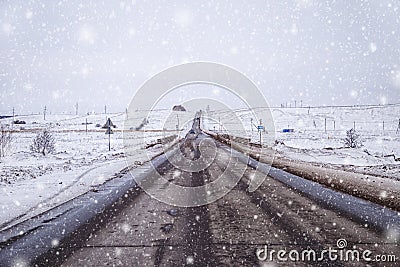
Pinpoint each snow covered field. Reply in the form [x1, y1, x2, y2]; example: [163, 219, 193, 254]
[206, 104, 400, 178]
[0, 111, 183, 229]
[271, 104, 400, 164]
[0, 104, 399, 228]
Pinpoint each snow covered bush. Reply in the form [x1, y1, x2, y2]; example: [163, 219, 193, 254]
[0, 125, 13, 158]
[343, 128, 362, 148]
[30, 130, 56, 155]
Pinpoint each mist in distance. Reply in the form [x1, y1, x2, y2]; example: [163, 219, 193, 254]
[1, 0, 400, 114]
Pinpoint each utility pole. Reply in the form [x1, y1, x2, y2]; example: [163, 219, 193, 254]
[44, 106, 47, 121]
[324, 118, 327, 133]
[333, 120, 336, 131]
[75, 102, 79, 115]
[382, 121, 385, 133]
[300, 100, 303, 108]
[11, 107, 15, 129]
[353, 121, 356, 130]
[259, 119, 262, 145]
[104, 105, 107, 114]
[176, 114, 180, 131]
[251, 118, 253, 132]
[86, 118, 88, 134]
[12, 107, 15, 127]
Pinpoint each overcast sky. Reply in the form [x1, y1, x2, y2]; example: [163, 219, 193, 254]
[1, 0, 400, 114]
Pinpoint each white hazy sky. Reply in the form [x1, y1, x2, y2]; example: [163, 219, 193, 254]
[1, 0, 400, 114]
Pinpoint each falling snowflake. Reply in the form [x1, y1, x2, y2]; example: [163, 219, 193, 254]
[186, 256, 194, 265]
[51, 239, 59, 247]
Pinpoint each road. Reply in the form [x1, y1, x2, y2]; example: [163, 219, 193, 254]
[61, 119, 399, 266]
[1, 112, 398, 266]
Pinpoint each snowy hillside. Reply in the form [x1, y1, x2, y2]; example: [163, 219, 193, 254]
[206, 104, 400, 168]
[0, 111, 181, 228]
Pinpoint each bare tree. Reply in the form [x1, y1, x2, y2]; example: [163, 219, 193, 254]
[344, 128, 362, 148]
[30, 130, 56, 155]
[0, 125, 13, 158]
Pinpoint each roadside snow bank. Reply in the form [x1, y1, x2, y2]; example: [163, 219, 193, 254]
[209, 132, 400, 212]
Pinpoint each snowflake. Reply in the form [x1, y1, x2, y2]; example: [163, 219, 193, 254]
[186, 256, 194, 265]
[121, 223, 131, 233]
[78, 25, 96, 45]
[379, 96, 387, 105]
[2, 23, 14, 35]
[173, 8, 193, 27]
[230, 46, 239, 54]
[369, 43, 377, 53]
[51, 239, 59, 247]
[25, 10, 33, 19]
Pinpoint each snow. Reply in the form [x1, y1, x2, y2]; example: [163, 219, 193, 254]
[0, 111, 174, 229]
[206, 104, 400, 170]
[0, 159, 126, 229]
[1, 104, 399, 229]
[1, 1, 399, 114]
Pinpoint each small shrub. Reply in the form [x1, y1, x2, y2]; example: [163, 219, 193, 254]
[0, 125, 13, 158]
[30, 130, 56, 155]
[344, 128, 362, 148]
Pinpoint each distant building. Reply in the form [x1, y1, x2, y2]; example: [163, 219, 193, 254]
[172, 105, 186, 111]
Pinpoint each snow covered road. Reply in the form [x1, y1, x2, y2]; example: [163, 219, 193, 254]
[0, 113, 399, 266]
[58, 135, 400, 266]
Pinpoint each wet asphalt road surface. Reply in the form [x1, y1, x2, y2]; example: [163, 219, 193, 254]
[62, 135, 399, 267]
